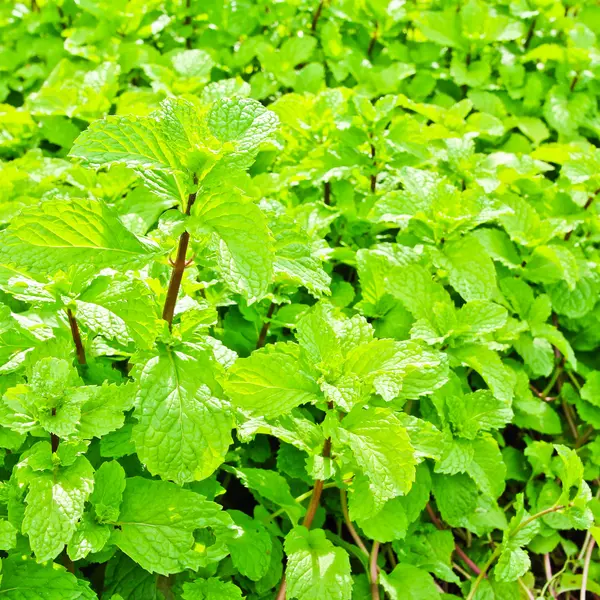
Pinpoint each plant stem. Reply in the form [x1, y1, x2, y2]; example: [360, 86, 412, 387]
[162, 190, 197, 329]
[523, 17, 536, 49]
[267, 482, 339, 522]
[466, 547, 501, 600]
[544, 553, 558, 599]
[467, 505, 567, 600]
[541, 367, 562, 398]
[66, 309, 86, 365]
[275, 578, 287, 600]
[276, 434, 333, 599]
[184, 0, 192, 48]
[580, 538, 595, 600]
[370, 541, 380, 600]
[303, 437, 332, 528]
[256, 301, 277, 348]
[518, 577, 535, 600]
[367, 22, 379, 57]
[370, 143, 377, 193]
[311, 0, 324, 32]
[570, 74, 578, 92]
[426, 503, 481, 575]
[63, 551, 75, 574]
[386, 544, 397, 568]
[340, 489, 369, 557]
[562, 396, 579, 440]
[324, 180, 331, 205]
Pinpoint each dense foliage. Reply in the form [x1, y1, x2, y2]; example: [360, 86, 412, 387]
[0, 0, 599, 598]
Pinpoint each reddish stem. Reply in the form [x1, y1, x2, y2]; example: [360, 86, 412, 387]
[311, 0, 324, 32]
[162, 190, 197, 328]
[324, 181, 331, 205]
[340, 489, 369, 556]
[276, 434, 332, 599]
[256, 301, 277, 349]
[67, 309, 86, 365]
[367, 22, 379, 57]
[370, 143, 377, 193]
[370, 541, 381, 600]
[426, 503, 482, 576]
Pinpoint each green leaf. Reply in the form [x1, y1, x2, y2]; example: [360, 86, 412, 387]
[0, 518, 17, 551]
[337, 407, 416, 505]
[225, 343, 321, 419]
[495, 546, 530, 582]
[0, 554, 85, 600]
[581, 371, 600, 407]
[227, 510, 272, 581]
[230, 466, 304, 523]
[22, 456, 95, 562]
[67, 511, 111, 561]
[78, 275, 160, 349]
[89, 460, 126, 524]
[450, 344, 515, 403]
[284, 526, 353, 600]
[182, 578, 243, 600]
[435, 235, 498, 302]
[446, 390, 513, 439]
[113, 477, 233, 575]
[380, 564, 441, 600]
[133, 346, 233, 485]
[191, 189, 273, 302]
[0, 199, 157, 276]
[78, 383, 136, 440]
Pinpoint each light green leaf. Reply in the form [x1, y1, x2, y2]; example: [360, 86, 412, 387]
[133, 347, 233, 485]
[78, 383, 136, 440]
[191, 189, 273, 302]
[285, 526, 353, 600]
[380, 564, 441, 600]
[494, 546, 530, 582]
[450, 344, 515, 403]
[113, 477, 233, 575]
[67, 511, 110, 561]
[338, 407, 416, 505]
[466, 436, 506, 499]
[0, 518, 17, 550]
[225, 343, 321, 419]
[227, 510, 272, 581]
[230, 467, 304, 523]
[78, 275, 160, 349]
[89, 460, 126, 524]
[0, 199, 157, 276]
[182, 578, 243, 600]
[23, 456, 95, 562]
[435, 235, 498, 301]
[0, 554, 84, 600]
[446, 390, 513, 439]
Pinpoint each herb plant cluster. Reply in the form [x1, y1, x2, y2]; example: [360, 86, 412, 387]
[0, 0, 599, 598]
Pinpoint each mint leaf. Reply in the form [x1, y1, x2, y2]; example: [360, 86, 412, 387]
[0, 199, 157, 276]
[113, 477, 233, 575]
[225, 343, 321, 419]
[191, 189, 273, 302]
[284, 526, 352, 600]
[337, 407, 416, 504]
[133, 347, 233, 484]
[182, 578, 243, 600]
[227, 510, 273, 581]
[89, 460, 126, 523]
[22, 456, 95, 562]
[0, 554, 85, 600]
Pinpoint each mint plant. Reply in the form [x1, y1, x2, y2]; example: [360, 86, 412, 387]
[0, 0, 599, 598]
